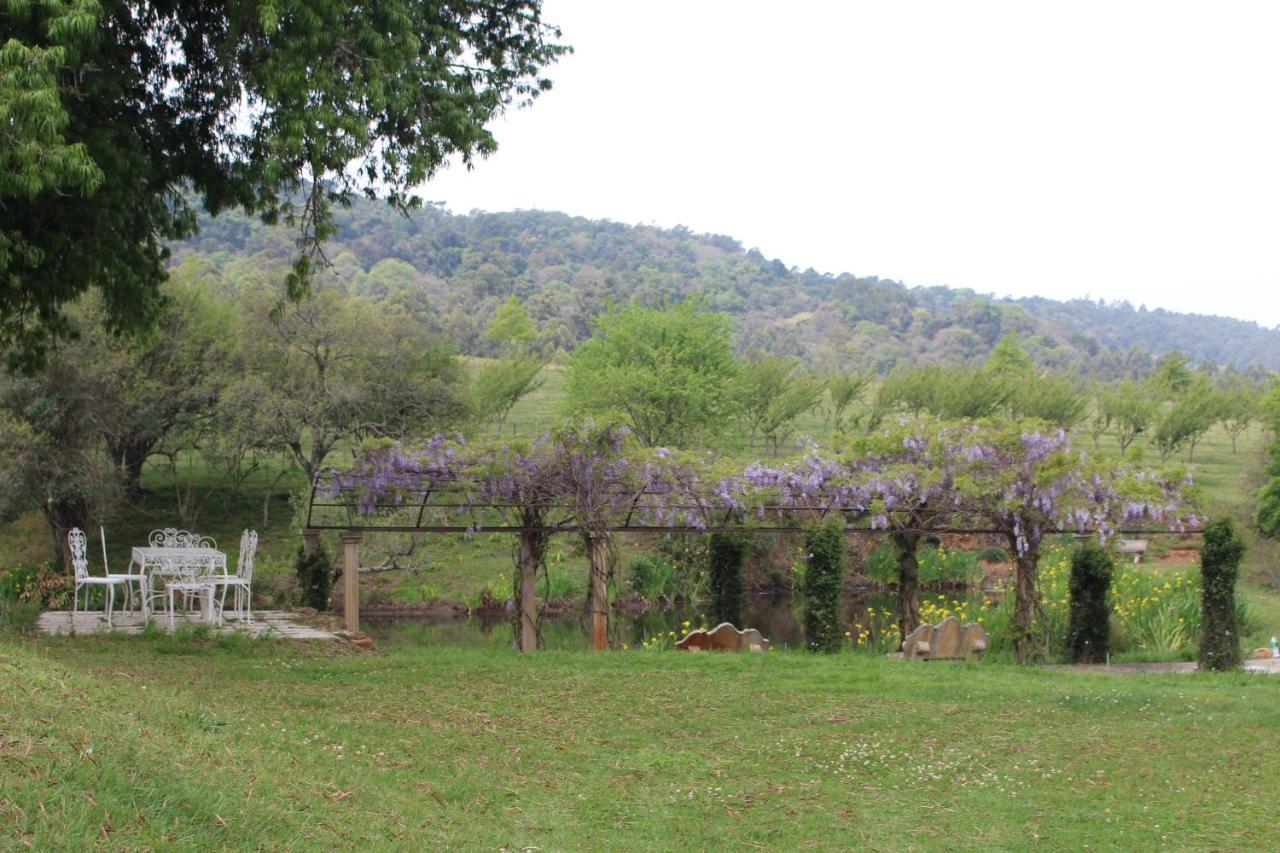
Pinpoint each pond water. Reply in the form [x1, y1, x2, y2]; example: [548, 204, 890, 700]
[362, 588, 986, 651]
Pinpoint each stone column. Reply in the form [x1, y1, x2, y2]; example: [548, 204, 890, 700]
[517, 530, 539, 653]
[340, 530, 362, 632]
[301, 528, 320, 559]
[585, 533, 609, 651]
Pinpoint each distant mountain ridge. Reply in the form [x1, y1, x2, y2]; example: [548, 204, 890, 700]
[172, 198, 1280, 373]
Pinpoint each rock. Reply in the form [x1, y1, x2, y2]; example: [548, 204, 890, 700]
[334, 629, 377, 651]
[676, 623, 769, 652]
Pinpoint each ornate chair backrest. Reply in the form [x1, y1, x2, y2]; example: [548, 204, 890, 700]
[68, 528, 90, 581]
[237, 530, 258, 582]
[158, 555, 196, 583]
[149, 528, 216, 550]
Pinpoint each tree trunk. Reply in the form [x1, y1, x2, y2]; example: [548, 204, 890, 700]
[44, 496, 89, 570]
[1010, 537, 1041, 664]
[891, 530, 921, 647]
[261, 468, 290, 528]
[107, 436, 155, 498]
[517, 529, 542, 653]
[584, 532, 609, 651]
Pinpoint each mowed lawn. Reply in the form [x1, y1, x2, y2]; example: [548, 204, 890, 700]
[3, 635, 1280, 849]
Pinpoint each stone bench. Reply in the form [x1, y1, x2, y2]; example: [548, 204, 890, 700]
[902, 615, 988, 661]
[1116, 538, 1148, 564]
[675, 622, 769, 652]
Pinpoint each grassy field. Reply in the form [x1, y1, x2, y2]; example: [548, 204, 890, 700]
[3, 634, 1280, 849]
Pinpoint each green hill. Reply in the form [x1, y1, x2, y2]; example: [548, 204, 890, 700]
[171, 197, 1280, 373]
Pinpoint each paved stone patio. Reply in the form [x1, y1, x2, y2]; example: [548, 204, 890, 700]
[1048, 657, 1280, 675]
[38, 609, 339, 640]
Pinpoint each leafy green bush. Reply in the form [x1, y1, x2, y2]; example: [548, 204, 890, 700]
[1067, 545, 1113, 663]
[1199, 518, 1245, 671]
[627, 554, 675, 602]
[802, 519, 845, 653]
[0, 565, 40, 603]
[545, 566, 581, 600]
[294, 543, 333, 610]
[0, 563, 70, 610]
[708, 532, 745, 626]
[979, 546, 1008, 563]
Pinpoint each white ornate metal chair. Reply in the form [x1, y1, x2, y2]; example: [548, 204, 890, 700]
[144, 528, 219, 614]
[149, 528, 216, 549]
[69, 528, 146, 628]
[164, 558, 216, 630]
[210, 529, 257, 624]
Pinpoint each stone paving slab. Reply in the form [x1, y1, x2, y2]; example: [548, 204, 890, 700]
[37, 610, 339, 641]
[1048, 658, 1280, 675]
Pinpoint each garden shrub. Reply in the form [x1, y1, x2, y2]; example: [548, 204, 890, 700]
[1198, 517, 1245, 671]
[1066, 544, 1114, 663]
[295, 542, 334, 610]
[0, 563, 70, 610]
[802, 519, 845, 653]
[708, 532, 745, 626]
[545, 565, 581, 600]
[0, 565, 40, 605]
[979, 546, 1008, 563]
[627, 554, 675, 602]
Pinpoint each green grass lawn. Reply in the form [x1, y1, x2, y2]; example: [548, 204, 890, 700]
[3, 635, 1279, 849]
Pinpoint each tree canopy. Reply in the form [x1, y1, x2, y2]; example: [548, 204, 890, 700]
[0, 0, 567, 368]
[564, 301, 738, 448]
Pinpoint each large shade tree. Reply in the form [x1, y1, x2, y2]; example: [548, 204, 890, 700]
[238, 286, 466, 485]
[0, 0, 567, 369]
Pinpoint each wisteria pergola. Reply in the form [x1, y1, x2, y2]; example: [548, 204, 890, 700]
[302, 425, 1199, 659]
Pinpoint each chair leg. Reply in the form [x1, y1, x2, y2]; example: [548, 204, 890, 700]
[167, 588, 175, 631]
[106, 585, 114, 629]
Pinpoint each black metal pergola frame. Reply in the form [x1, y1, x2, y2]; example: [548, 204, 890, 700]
[304, 479, 1198, 643]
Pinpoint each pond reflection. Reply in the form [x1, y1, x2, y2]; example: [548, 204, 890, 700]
[363, 589, 987, 651]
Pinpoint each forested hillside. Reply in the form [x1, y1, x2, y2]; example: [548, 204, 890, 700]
[171, 198, 1280, 373]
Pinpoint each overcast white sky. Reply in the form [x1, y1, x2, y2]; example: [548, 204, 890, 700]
[422, 0, 1280, 329]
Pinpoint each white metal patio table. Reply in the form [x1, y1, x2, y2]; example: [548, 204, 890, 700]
[131, 546, 227, 625]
